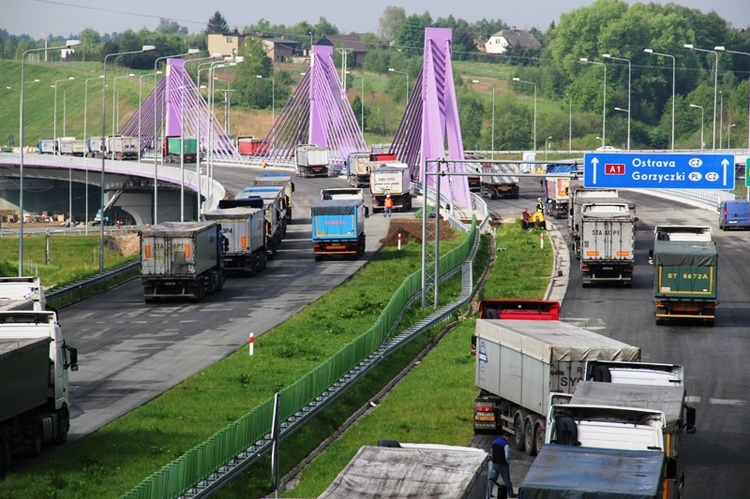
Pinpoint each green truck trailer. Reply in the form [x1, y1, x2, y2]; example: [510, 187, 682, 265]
[651, 226, 717, 326]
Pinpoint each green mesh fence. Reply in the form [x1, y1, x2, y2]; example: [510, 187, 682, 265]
[124, 220, 476, 499]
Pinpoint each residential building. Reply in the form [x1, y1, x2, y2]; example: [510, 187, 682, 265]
[484, 26, 541, 55]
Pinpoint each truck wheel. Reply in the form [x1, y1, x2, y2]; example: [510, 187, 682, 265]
[31, 421, 44, 456]
[513, 411, 526, 451]
[524, 417, 537, 456]
[54, 408, 69, 445]
[704, 319, 715, 327]
[216, 272, 225, 291]
[655, 318, 666, 326]
[0, 427, 12, 470]
[206, 273, 217, 295]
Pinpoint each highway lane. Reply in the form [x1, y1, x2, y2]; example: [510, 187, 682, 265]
[483, 183, 749, 498]
[64, 166, 398, 441]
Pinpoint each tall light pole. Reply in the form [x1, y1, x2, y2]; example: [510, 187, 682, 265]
[152, 48, 200, 225]
[728, 123, 736, 149]
[644, 49, 676, 152]
[84, 75, 104, 233]
[614, 107, 628, 148]
[567, 93, 572, 152]
[714, 46, 750, 156]
[689, 103, 704, 152]
[138, 71, 161, 163]
[512, 77, 537, 152]
[579, 58, 606, 149]
[602, 54, 631, 151]
[256, 75, 275, 124]
[388, 68, 409, 105]
[18, 40, 81, 275]
[112, 73, 135, 134]
[101, 45, 156, 272]
[684, 44, 719, 151]
[719, 90, 723, 149]
[472, 80, 495, 159]
[53, 76, 75, 154]
[545, 136, 553, 160]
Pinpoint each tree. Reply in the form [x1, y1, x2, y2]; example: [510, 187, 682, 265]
[207, 11, 229, 34]
[395, 15, 425, 57]
[378, 6, 405, 41]
[233, 37, 274, 109]
[156, 18, 187, 36]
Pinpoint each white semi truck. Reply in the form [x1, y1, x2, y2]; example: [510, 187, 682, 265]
[369, 161, 412, 212]
[579, 202, 637, 287]
[203, 206, 267, 276]
[473, 317, 640, 456]
[295, 144, 330, 178]
[546, 360, 696, 499]
[0, 297, 78, 469]
[140, 221, 225, 303]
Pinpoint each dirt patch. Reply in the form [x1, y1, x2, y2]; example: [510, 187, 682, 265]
[380, 219, 457, 246]
[107, 233, 140, 256]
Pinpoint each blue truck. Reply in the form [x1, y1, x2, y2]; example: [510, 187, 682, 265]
[311, 199, 368, 261]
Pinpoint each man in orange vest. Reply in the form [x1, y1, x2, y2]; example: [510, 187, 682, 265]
[384, 194, 394, 218]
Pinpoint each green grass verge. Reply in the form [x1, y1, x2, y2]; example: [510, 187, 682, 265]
[0, 233, 138, 287]
[0, 228, 472, 498]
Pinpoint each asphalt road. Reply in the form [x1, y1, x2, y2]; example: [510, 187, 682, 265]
[479, 179, 750, 498]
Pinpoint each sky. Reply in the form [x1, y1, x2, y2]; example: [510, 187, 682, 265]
[3, 0, 749, 39]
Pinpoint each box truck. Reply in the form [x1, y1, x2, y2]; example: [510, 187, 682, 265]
[579, 202, 636, 287]
[311, 198, 368, 260]
[203, 206, 267, 276]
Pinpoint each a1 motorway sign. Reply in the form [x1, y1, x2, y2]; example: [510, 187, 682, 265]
[583, 152, 735, 189]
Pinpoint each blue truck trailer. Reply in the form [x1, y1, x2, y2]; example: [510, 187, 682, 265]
[311, 199, 368, 261]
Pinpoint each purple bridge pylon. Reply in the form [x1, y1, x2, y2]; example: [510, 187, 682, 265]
[261, 44, 367, 169]
[119, 59, 241, 163]
[389, 27, 471, 210]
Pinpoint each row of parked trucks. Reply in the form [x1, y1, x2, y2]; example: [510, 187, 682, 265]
[473, 299, 696, 498]
[38, 136, 199, 162]
[0, 277, 78, 470]
[139, 173, 294, 302]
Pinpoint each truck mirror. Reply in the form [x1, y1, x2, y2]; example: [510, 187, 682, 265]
[685, 405, 696, 434]
[364, 207, 370, 218]
[64, 343, 79, 372]
[664, 457, 678, 479]
[648, 249, 654, 265]
[291, 183, 296, 193]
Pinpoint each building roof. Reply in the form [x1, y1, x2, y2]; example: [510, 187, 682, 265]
[492, 28, 541, 50]
[316, 34, 369, 54]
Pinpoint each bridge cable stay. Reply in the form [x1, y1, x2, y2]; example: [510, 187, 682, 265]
[262, 44, 367, 169]
[119, 59, 241, 163]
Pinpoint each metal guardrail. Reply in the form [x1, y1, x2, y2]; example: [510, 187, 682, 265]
[143, 221, 481, 499]
[46, 260, 140, 305]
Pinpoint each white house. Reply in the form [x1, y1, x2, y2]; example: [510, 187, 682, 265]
[484, 26, 541, 54]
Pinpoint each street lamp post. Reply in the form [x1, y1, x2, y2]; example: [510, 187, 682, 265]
[53, 76, 75, 154]
[684, 44, 719, 151]
[472, 80, 495, 159]
[567, 93, 572, 152]
[729, 123, 736, 149]
[256, 75, 275, 124]
[101, 46, 156, 272]
[84, 75, 104, 233]
[388, 68, 409, 105]
[138, 71, 161, 163]
[689, 104, 705, 152]
[579, 58, 607, 149]
[512, 77, 537, 153]
[614, 107, 628, 148]
[719, 91, 723, 149]
[644, 49, 676, 152]
[714, 46, 750, 157]
[112, 73, 135, 134]
[602, 54, 631, 151]
[18, 40, 81, 275]
[545, 136, 553, 160]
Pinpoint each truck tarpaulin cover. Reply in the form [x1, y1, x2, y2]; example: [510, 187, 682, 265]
[653, 240, 717, 267]
[140, 221, 216, 239]
[311, 199, 362, 216]
[521, 445, 661, 499]
[571, 381, 685, 434]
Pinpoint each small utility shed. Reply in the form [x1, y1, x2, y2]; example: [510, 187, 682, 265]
[317, 444, 489, 498]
